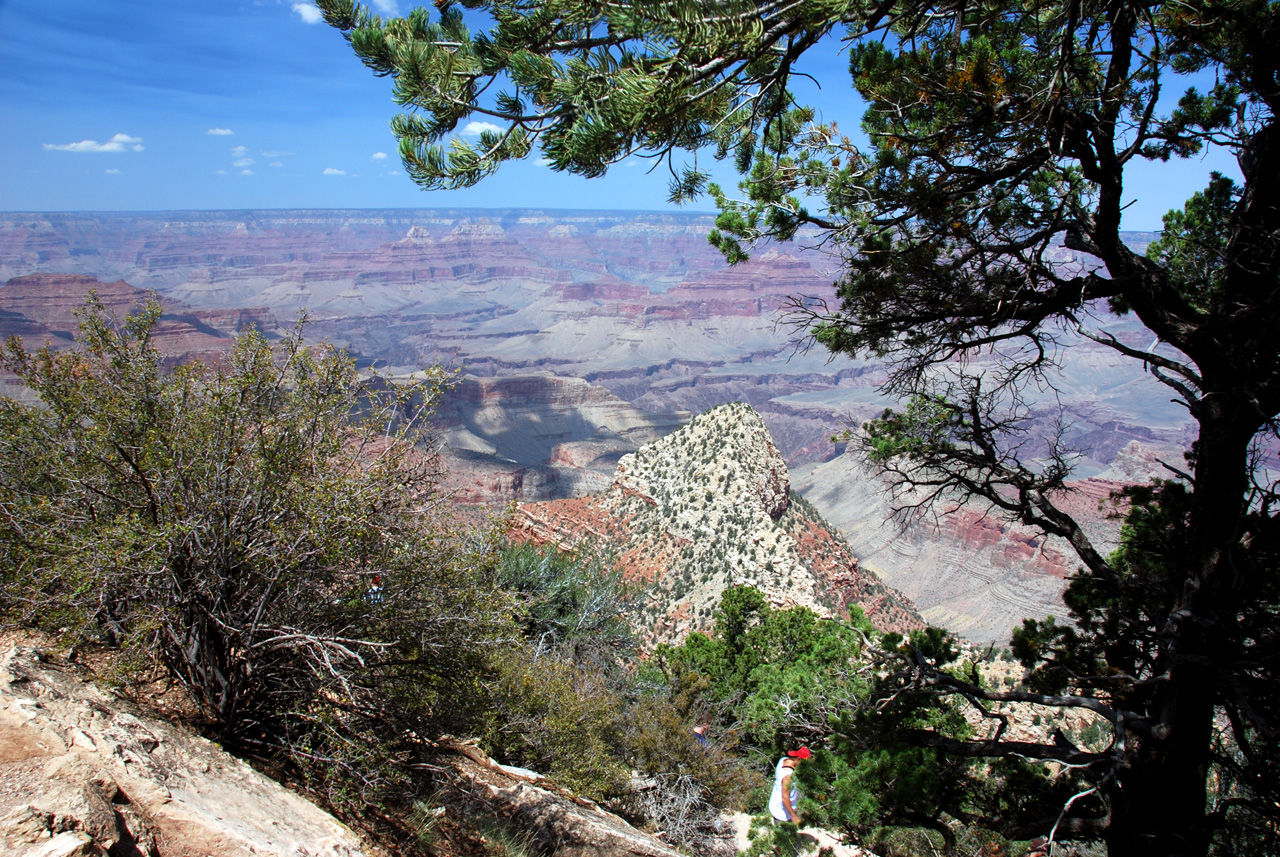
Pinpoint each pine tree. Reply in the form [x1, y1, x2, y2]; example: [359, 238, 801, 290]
[317, 1, 1280, 853]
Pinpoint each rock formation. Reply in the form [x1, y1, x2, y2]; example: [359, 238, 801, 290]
[0, 211, 862, 468]
[435, 373, 689, 503]
[0, 273, 276, 367]
[511, 402, 923, 643]
[0, 640, 367, 857]
[0, 638, 705, 857]
[0, 210, 1196, 642]
[791, 440, 1181, 642]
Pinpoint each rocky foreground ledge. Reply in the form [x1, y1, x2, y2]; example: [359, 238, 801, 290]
[0, 639, 694, 857]
[0, 640, 368, 857]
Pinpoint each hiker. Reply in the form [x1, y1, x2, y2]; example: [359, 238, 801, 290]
[693, 723, 710, 747]
[769, 747, 810, 823]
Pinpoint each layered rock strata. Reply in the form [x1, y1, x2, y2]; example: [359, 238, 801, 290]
[0, 273, 275, 366]
[0, 211, 1196, 644]
[791, 441, 1177, 642]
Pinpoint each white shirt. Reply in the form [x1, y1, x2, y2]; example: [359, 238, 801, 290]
[768, 758, 799, 821]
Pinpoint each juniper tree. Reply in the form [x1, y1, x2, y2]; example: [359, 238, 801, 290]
[317, 0, 1280, 853]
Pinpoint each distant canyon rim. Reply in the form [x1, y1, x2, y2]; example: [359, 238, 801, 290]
[0, 209, 1196, 642]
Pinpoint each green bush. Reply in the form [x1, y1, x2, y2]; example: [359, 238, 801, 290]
[479, 648, 631, 800]
[0, 297, 514, 762]
[494, 539, 640, 667]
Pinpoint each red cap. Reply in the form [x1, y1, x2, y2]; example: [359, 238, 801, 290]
[787, 747, 811, 759]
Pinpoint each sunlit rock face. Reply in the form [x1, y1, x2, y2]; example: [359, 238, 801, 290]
[791, 441, 1181, 643]
[0, 641, 368, 857]
[511, 402, 924, 646]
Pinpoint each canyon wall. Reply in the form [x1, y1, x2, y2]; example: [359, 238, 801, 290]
[0, 211, 1195, 641]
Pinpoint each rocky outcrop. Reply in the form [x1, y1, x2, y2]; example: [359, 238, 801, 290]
[512, 402, 923, 644]
[0, 641, 367, 857]
[0, 635, 700, 857]
[612, 401, 789, 521]
[435, 741, 688, 857]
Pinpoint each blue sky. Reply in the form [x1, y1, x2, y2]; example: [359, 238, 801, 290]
[0, 0, 1241, 228]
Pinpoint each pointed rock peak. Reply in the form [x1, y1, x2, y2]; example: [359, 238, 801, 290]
[614, 401, 789, 521]
[399, 225, 436, 244]
[515, 401, 925, 643]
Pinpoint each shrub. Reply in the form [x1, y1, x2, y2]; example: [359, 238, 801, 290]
[494, 539, 640, 668]
[479, 647, 631, 800]
[0, 297, 514, 762]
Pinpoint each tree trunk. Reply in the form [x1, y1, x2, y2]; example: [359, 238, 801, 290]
[1107, 667, 1215, 856]
[1103, 381, 1254, 856]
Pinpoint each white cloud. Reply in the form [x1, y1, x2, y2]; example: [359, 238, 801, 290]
[104, 169, 121, 175]
[369, 0, 399, 15]
[44, 133, 144, 153]
[207, 128, 234, 136]
[231, 145, 248, 157]
[372, 151, 388, 160]
[461, 121, 503, 137]
[261, 150, 293, 158]
[240, 169, 255, 176]
[270, 161, 284, 168]
[535, 157, 553, 167]
[323, 167, 346, 175]
[234, 158, 255, 167]
[216, 169, 228, 175]
[292, 2, 323, 24]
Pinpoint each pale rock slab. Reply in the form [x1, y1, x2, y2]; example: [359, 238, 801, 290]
[0, 642, 368, 857]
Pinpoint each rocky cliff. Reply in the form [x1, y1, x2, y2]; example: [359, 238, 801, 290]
[511, 402, 923, 644]
[0, 273, 276, 369]
[0, 212, 1191, 485]
[0, 211, 862, 468]
[791, 441, 1177, 642]
[435, 373, 689, 504]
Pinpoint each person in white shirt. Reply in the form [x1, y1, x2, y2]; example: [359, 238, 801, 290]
[768, 747, 810, 823]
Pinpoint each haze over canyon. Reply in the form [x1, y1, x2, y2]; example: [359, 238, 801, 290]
[0, 209, 1195, 641]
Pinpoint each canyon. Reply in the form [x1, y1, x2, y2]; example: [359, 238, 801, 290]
[0, 209, 1194, 641]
